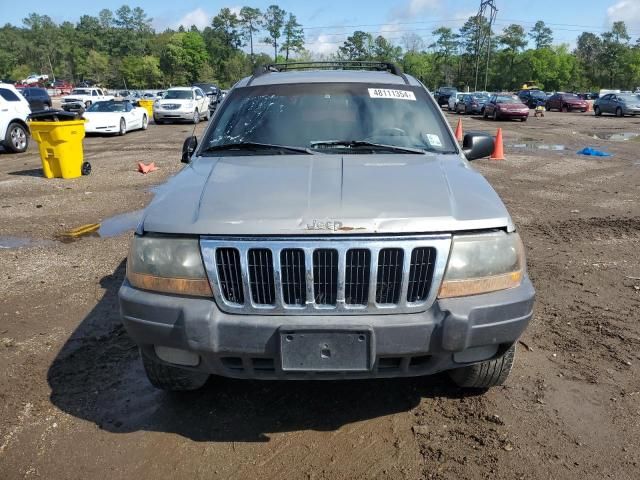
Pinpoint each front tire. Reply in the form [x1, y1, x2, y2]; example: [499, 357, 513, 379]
[492, 110, 498, 121]
[118, 118, 126, 136]
[594, 106, 601, 116]
[616, 107, 623, 117]
[141, 115, 148, 130]
[5, 122, 29, 153]
[192, 109, 200, 124]
[449, 344, 516, 389]
[562, 104, 568, 112]
[141, 351, 209, 391]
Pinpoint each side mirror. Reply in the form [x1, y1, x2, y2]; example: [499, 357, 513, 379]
[462, 132, 494, 161]
[182, 136, 197, 163]
[196, 95, 203, 100]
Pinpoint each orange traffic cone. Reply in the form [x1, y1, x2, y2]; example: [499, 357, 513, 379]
[490, 128, 505, 160]
[454, 118, 463, 141]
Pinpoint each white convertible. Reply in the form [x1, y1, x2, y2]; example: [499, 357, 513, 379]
[84, 100, 148, 135]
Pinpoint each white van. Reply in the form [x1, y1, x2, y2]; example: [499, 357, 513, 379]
[0, 83, 31, 153]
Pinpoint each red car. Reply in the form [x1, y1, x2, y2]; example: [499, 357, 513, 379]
[545, 93, 588, 112]
[483, 93, 530, 121]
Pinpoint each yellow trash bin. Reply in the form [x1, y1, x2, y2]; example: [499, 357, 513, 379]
[138, 99, 154, 119]
[29, 119, 86, 179]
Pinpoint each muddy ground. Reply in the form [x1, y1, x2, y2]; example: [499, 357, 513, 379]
[0, 109, 639, 480]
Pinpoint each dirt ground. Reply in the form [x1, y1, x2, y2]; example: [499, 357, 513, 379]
[0, 108, 639, 480]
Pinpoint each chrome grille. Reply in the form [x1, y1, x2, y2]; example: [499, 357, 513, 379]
[313, 249, 338, 305]
[248, 249, 275, 305]
[201, 235, 451, 315]
[407, 247, 436, 302]
[376, 248, 404, 304]
[216, 248, 244, 304]
[345, 249, 370, 305]
[280, 249, 306, 306]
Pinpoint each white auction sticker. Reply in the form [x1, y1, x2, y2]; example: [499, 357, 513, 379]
[368, 88, 416, 101]
[426, 134, 442, 147]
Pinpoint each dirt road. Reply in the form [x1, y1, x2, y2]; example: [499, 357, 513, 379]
[1, 110, 639, 479]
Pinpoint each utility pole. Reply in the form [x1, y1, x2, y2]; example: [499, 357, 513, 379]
[473, 0, 498, 91]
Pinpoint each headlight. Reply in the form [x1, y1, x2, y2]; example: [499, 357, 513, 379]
[438, 231, 525, 298]
[184, 101, 194, 109]
[127, 236, 212, 297]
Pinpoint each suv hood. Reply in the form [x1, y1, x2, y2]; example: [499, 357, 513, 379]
[142, 154, 513, 235]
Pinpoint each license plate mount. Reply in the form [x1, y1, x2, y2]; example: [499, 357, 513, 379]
[280, 328, 373, 372]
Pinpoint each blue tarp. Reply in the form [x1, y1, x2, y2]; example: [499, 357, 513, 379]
[577, 147, 612, 157]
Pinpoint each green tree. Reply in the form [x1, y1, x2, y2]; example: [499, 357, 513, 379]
[211, 8, 242, 50]
[372, 36, 401, 63]
[159, 31, 208, 84]
[263, 5, 286, 60]
[529, 21, 552, 49]
[430, 27, 459, 85]
[498, 24, 527, 88]
[599, 21, 630, 87]
[281, 13, 304, 62]
[338, 31, 374, 60]
[239, 7, 262, 59]
[575, 32, 602, 88]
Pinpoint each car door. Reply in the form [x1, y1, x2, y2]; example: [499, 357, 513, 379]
[125, 102, 140, 129]
[194, 88, 206, 112]
[486, 96, 496, 115]
[599, 94, 611, 113]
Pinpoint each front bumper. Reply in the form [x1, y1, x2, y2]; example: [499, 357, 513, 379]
[153, 109, 195, 121]
[498, 111, 529, 119]
[85, 123, 119, 134]
[119, 277, 535, 380]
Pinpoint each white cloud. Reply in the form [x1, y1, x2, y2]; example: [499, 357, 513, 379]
[175, 8, 211, 30]
[306, 33, 340, 56]
[607, 0, 640, 30]
[391, 0, 440, 20]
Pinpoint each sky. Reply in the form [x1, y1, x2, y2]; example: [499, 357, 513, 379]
[2, 0, 640, 54]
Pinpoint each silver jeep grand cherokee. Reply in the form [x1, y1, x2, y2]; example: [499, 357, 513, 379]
[119, 62, 535, 391]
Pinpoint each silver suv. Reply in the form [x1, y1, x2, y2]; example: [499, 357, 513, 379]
[119, 62, 535, 391]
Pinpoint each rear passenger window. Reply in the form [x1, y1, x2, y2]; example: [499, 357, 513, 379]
[0, 88, 20, 101]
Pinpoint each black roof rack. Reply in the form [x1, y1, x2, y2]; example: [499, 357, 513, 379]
[247, 61, 409, 86]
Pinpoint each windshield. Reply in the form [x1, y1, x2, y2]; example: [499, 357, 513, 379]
[496, 95, 522, 104]
[201, 83, 457, 155]
[164, 90, 193, 100]
[529, 91, 546, 98]
[71, 89, 90, 95]
[87, 101, 128, 112]
[473, 94, 489, 101]
[562, 94, 580, 100]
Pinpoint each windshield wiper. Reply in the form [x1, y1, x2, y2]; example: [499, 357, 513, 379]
[310, 140, 428, 155]
[201, 142, 313, 155]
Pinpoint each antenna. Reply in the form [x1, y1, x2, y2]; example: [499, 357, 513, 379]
[473, 0, 498, 92]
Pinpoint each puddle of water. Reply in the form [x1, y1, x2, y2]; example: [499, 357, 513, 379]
[587, 131, 640, 141]
[98, 209, 144, 237]
[0, 236, 54, 249]
[508, 143, 566, 151]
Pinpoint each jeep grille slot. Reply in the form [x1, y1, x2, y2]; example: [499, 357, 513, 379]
[345, 249, 370, 305]
[216, 248, 244, 304]
[313, 249, 338, 305]
[280, 249, 306, 306]
[407, 247, 436, 303]
[248, 249, 276, 305]
[201, 235, 450, 315]
[376, 248, 404, 304]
